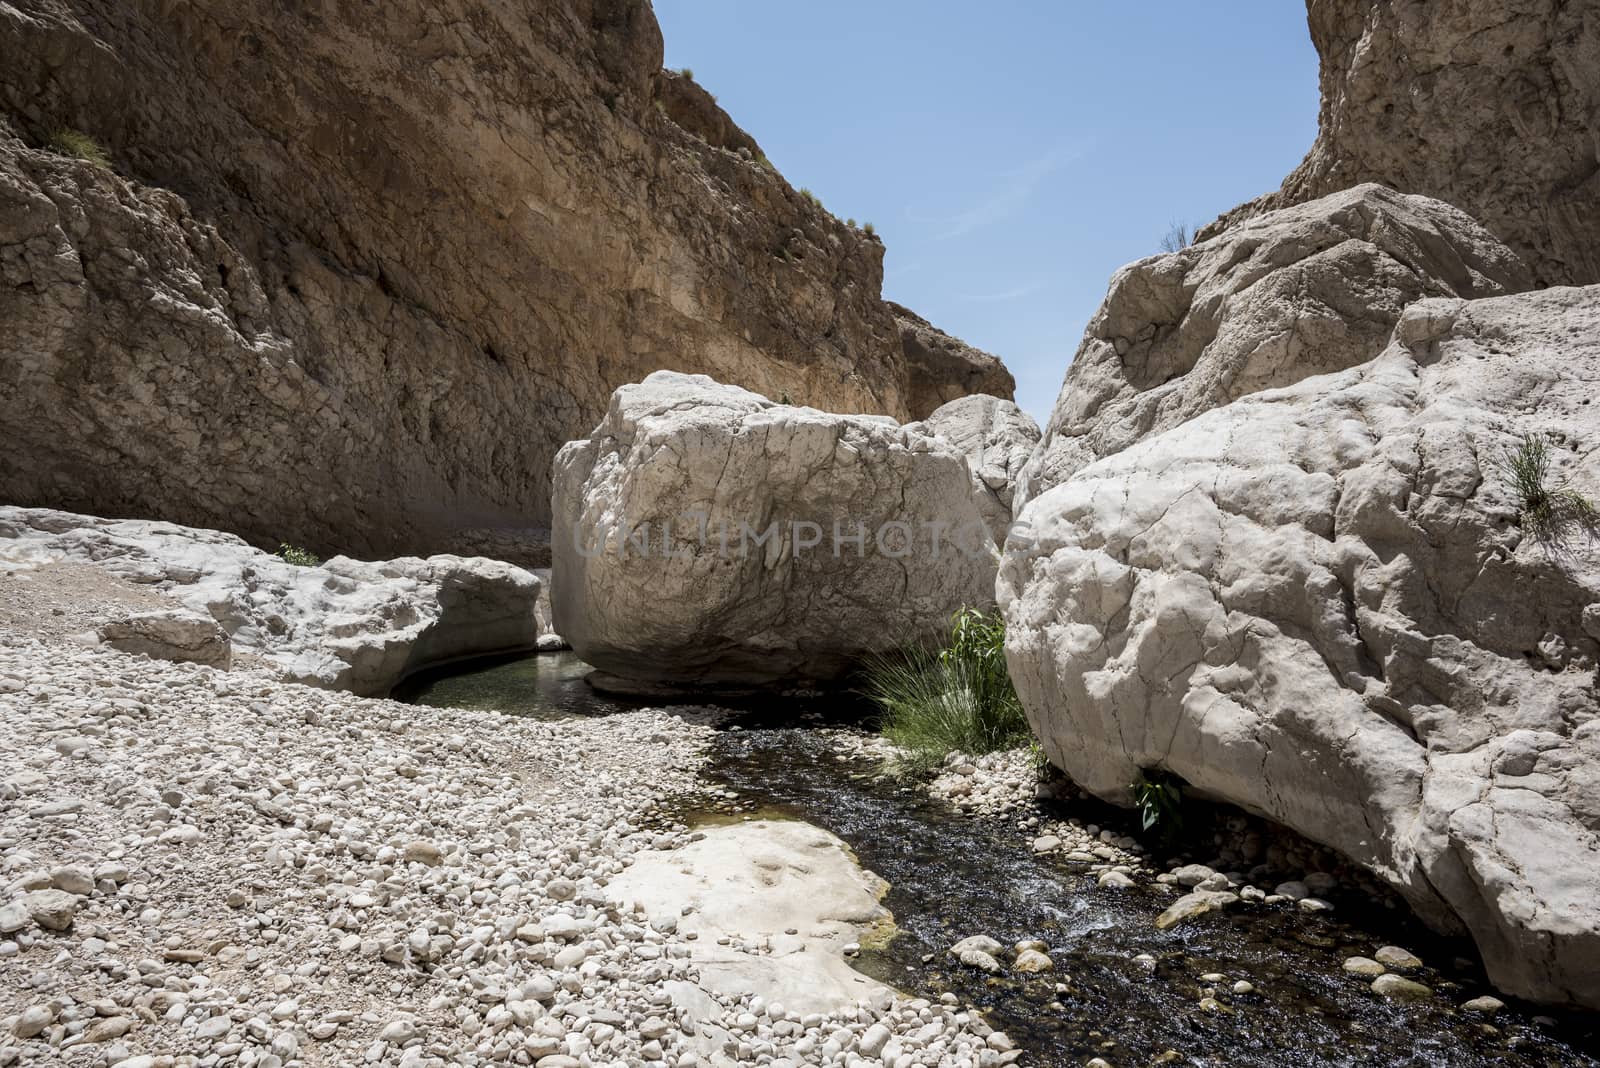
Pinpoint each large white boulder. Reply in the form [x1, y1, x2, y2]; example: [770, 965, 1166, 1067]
[552, 371, 997, 692]
[907, 394, 1040, 545]
[1001, 286, 1600, 1007]
[0, 507, 541, 695]
[1017, 184, 1532, 507]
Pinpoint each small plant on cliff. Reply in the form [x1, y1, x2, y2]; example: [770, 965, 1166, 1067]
[862, 221, 877, 237]
[1131, 771, 1185, 841]
[47, 128, 111, 168]
[798, 187, 822, 209]
[1159, 221, 1193, 253]
[864, 607, 1029, 770]
[276, 543, 321, 568]
[1499, 432, 1598, 539]
[676, 67, 694, 80]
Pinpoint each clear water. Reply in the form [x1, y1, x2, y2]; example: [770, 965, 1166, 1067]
[392, 650, 644, 718]
[398, 652, 1600, 1067]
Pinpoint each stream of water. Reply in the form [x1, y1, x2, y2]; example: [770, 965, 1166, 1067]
[397, 651, 1600, 1067]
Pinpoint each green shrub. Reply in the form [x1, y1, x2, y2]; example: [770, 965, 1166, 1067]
[1131, 772, 1184, 840]
[47, 128, 111, 168]
[676, 67, 694, 80]
[798, 187, 821, 208]
[276, 543, 321, 567]
[864, 608, 1030, 769]
[1499, 432, 1598, 539]
[1159, 221, 1193, 253]
[862, 221, 877, 237]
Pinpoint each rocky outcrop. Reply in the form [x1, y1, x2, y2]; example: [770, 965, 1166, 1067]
[1018, 185, 1532, 507]
[552, 372, 997, 693]
[655, 69, 762, 158]
[0, 506, 541, 694]
[98, 608, 230, 668]
[1202, 0, 1600, 288]
[0, 1, 1004, 561]
[1001, 285, 1600, 1007]
[890, 302, 1016, 419]
[908, 395, 1040, 544]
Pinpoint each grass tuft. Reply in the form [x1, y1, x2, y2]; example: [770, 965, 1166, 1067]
[47, 128, 111, 168]
[1498, 432, 1598, 540]
[276, 543, 321, 567]
[864, 608, 1030, 771]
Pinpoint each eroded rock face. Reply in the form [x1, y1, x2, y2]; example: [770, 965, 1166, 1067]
[0, 506, 541, 695]
[890, 302, 1016, 418]
[0, 1, 1002, 559]
[1001, 286, 1600, 1007]
[553, 372, 997, 692]
[1203, 0, 1600, 287]
[1018, 185, 1531, 507]
[908, 395, 1040, 545]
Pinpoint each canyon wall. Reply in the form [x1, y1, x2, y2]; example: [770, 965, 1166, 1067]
[1203, 0, 1600, 288]
[0, 0, 1007, 563]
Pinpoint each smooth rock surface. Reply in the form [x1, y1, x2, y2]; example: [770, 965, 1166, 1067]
[0, 506, 540, 695]
[553, 372, 998, 691]
[1003, 285, 1600, 1007]
[606, 819, 894, 1016]
[1018, 185, 1531, 506]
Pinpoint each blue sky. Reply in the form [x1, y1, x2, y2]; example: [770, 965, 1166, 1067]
[654, 1, 1320, 423]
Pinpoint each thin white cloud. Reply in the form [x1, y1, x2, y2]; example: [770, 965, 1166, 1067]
[907, 148, 1080, 240]
[959, 279, 1052, 303]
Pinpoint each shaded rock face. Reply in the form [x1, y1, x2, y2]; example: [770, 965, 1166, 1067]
[890, 302, 1016, 419]
[1001, 286, 1600, 1007]
[655, 70, 762, 158]
[908, 395, 1040, 545]
[0, 506, 541, 695]
[1017, 185, 1532, 507]
[1203, 0, 1600, 287]
[0, 0, 1002, 560]
[552, 372, 997, 693]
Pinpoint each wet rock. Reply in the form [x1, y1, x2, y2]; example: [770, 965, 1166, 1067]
[1154, 891, 1238, 931]
[1372, 974, 1434, 1002]
[1344, 957, 1387, 978]
[1374, 946, 1423, 971]
[1014, 949, 1055, 974]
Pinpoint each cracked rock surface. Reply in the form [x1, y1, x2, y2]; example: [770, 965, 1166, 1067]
[0, 507, 540, 696]
[908, 396, 1040, 546]
[1018, 184, 1532, 508]
[1202, 0, 1600, 288]
[0, 1, 1004, 562]
[553, 372, 998, 693]
[1001, 285, 1600, 1007]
